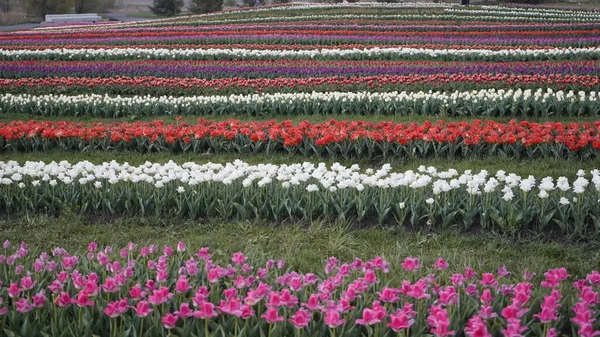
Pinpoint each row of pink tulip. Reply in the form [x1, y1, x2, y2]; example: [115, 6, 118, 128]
[0, 240, 597, 337]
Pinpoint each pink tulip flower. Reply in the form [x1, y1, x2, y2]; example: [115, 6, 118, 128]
[132, 300, 153, 318]
[401, 257, 422, 272]
[162, 313, 178, 329]
[261, 307, 284, 324]
[288, 308, 311, 328]
[323, 310, 346, 328]
[356, 308, 381, 326]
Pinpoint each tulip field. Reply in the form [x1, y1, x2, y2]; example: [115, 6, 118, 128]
[2, 2, 600, 337]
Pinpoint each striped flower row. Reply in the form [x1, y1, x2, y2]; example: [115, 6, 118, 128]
[9, 23, 597, 36]
[456, 5, 600, 15]
[1, 160, 599, 235]
[3, 35, 598, 49]
[0, 239, 596, 337]
[446, 7, 600, 19]
[2, 118, 600, 160]
[2, 46, 598, 61]
[2, 60, 597, 79]
[1, 89, 597, 118]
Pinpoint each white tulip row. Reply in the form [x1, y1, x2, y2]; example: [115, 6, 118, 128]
[446, 8, 600, 19]
[478, 5, 600, 15]
[2, 160, 598, 232]
[2, 47, 599, 60]
[0, 89, 596, 109]
[0, 160, 595, 198]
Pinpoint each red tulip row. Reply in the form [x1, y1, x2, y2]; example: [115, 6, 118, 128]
[2, 119, 599, 159]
